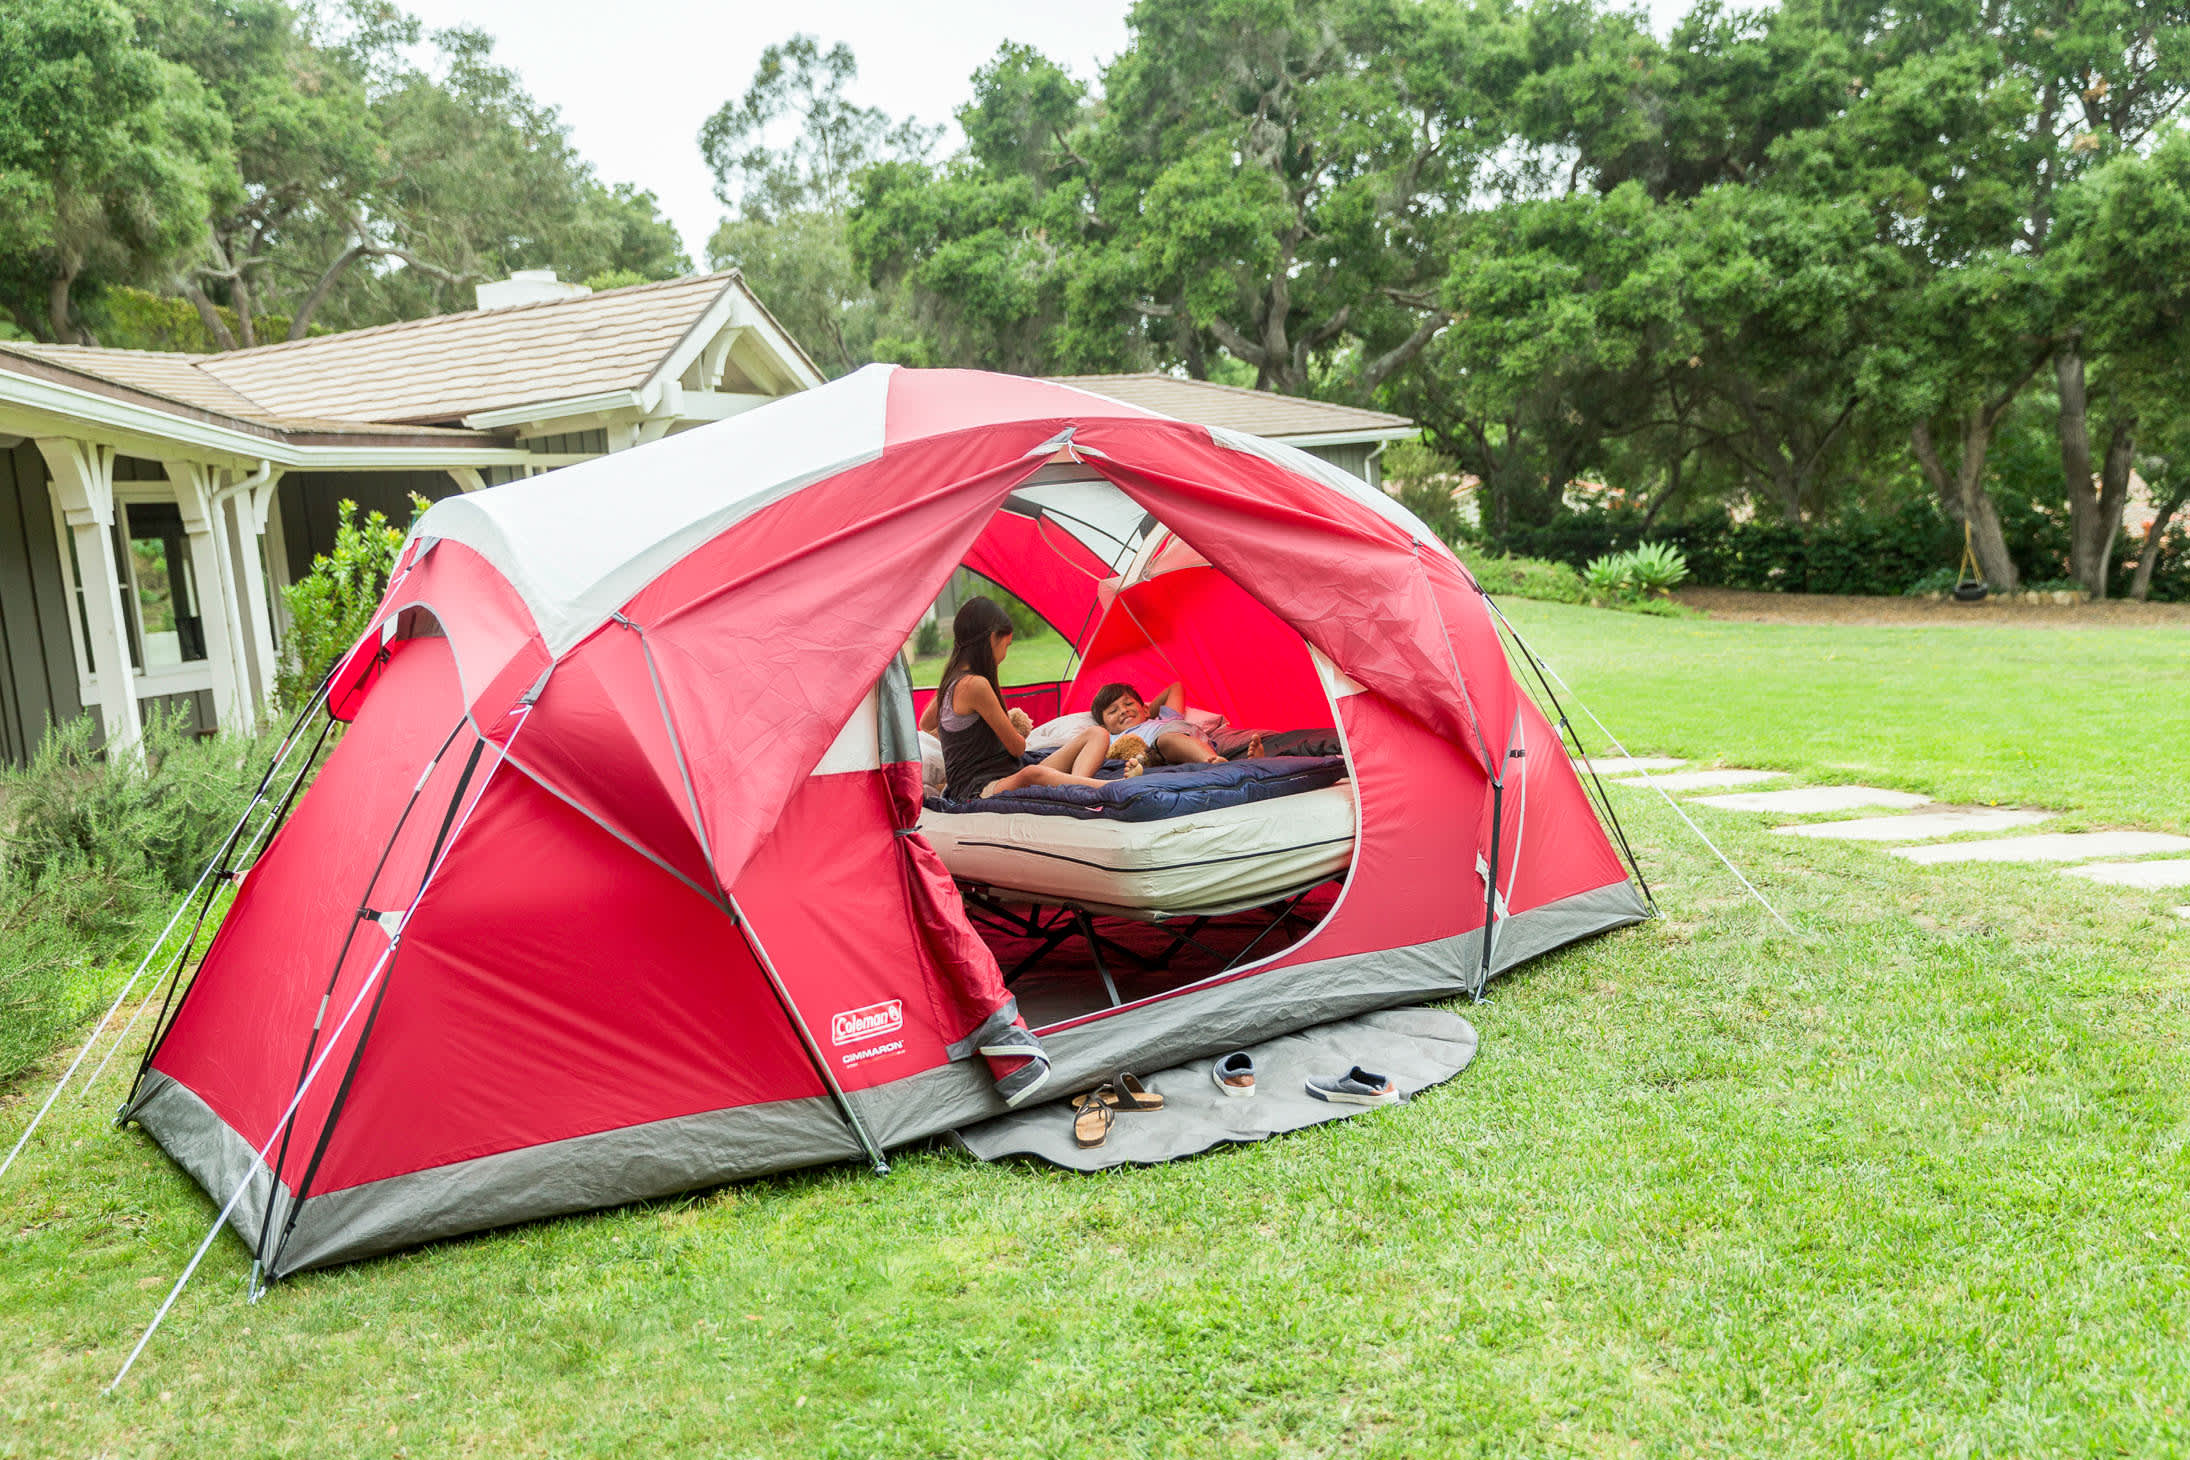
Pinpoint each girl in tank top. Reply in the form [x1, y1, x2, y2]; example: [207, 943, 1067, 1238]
[918, 597, 1110, 800]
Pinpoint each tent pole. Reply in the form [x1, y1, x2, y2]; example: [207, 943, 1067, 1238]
[116, 707, 340, 1107]
[723, 890, 891, 1177]
[259, 732, 496, 1281]
[610, 614, 890, 1177]
[246, 715, 471, 1273]
[1, 668, 335, 1182]
[1475, 776, 1505, 1002]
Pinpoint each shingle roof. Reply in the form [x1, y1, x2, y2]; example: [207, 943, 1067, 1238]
[0, 273, 749, 432]
[1048, 373, 1413, 440]
[199, 273, 731, 424]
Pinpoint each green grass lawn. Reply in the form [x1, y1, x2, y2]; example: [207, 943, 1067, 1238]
[908, 628, 1076, 690]
[4, 606, 2188, 1456]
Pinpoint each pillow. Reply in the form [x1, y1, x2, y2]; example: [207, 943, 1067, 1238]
[1024, 711, 1096, 753]
[1184, 707, 1230, 733]
[917, 730, 946, 793]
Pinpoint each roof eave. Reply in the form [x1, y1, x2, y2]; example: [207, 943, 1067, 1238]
[0, 358, 535, 470]
[1272, 426, 1420, 448]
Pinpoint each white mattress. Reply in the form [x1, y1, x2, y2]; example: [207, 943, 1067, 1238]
[920, 783, 1356, 915]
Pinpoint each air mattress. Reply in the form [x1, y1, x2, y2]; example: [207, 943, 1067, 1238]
[926, 754, 1349, 823]
[920, 781, 1357, 914]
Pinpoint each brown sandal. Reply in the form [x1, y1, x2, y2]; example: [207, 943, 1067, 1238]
[1098, 1072, 1165, 1112]
[1072, 1089, 1116, 1148]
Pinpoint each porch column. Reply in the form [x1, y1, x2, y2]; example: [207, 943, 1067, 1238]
[222, 468, 285, 713]
[166, 461, 248, 733]
[34, 438, 142, 758]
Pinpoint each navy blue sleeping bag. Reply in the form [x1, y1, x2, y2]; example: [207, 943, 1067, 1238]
[923, 755, 1349, 823]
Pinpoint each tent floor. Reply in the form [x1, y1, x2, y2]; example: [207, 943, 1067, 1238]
[966, 883, 1342, 1029]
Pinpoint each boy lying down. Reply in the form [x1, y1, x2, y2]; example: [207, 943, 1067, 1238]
[1090, 681, 1264, 776]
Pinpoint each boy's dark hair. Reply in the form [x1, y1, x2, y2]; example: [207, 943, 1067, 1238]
[1090, 682, 1140, 720]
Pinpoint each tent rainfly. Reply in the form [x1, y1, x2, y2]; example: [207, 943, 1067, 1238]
[119, 366, 1648, 1279]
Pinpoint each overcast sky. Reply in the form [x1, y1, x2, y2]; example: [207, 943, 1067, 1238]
[397, 0, 1695, 267]
[397, 0, 1139, 264]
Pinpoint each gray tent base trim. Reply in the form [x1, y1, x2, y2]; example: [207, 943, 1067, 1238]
[127, 877, 1645, 1278]
[951, 1006, 1477, 1171]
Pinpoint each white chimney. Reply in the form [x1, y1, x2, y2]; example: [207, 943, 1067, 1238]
[475, 269, 591, 311]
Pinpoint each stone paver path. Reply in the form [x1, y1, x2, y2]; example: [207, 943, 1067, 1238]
[1891, 831, 2190, 866]
[1582, 756, 1687, 776]
[1695, 786, 1931, 815]
[1774, 808, 2054, 841]
[2059, 861, 2190, 889]
[1593, 749, 2189, 915]
[1610, 769, 1785, 791]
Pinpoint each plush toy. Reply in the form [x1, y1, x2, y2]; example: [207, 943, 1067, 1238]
[1107, 733, 1151, 776]
[1007, 707, 1034, 737]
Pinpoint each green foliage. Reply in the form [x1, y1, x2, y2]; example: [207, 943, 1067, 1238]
[80, 282, 316, 351]
[1625, 541, 1691, 594]
[912, 617, 945, 659]
[0, 0, 236, 341]
[1466, 552, 1588, 606]
[0, 711, 279, 1091]
[277, 494, 422, 710]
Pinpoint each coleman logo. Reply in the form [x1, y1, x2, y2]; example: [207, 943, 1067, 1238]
[831, 1000, 903, 1046]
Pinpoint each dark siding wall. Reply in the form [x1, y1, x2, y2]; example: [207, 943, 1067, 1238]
[280, 471, 461, 580]
[1304, 442, 1375, 485]
[0, 444, 87, 763]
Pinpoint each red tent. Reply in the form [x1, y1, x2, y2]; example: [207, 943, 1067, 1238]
[123, 367, 1646, 1278]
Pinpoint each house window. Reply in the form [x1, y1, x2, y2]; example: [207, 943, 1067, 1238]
[121, 501, 205, 669]
[54, 498, 210, 685]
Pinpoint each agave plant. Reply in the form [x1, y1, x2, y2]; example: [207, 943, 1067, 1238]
[1625, 540, 1690, 594]
[1582, 553, 1633, 598]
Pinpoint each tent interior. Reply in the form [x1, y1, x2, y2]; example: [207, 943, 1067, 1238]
[901, 463, 1371, 1028]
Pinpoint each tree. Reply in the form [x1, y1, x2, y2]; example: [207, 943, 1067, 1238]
[853, 0, 1495, 393]
[700, 35, 933, 376]
[0, 0, 234, 342]
[2056, 127, 2190, 598]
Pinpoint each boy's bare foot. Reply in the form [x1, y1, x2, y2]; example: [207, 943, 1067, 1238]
[1122, 754, 1146, 778]
[1246, 731, 1265, 758]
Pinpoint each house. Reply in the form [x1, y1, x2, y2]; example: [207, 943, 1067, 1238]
[0, 273, 1413, 763]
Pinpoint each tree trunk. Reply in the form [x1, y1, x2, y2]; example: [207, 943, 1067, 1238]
[180, 281, 239, 352]
[2057, 344, 2121, 597]
[288, 241, 367, 340]
[1911, 417, 2020, 590]
[47, 271, 76, 345]
[2091, 418, 2136, 600]
[2130, 485, 2187, 601]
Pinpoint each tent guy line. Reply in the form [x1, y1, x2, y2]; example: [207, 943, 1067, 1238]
[107, 702, 533, 1392]
[1483, 597, 1796, 936]
[0, 672, 336, 1184]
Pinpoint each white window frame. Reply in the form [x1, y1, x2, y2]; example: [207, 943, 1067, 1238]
[51, 483, 218, 707]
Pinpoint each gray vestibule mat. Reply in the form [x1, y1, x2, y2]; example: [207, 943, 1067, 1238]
[951, 1006, 1477, 1172]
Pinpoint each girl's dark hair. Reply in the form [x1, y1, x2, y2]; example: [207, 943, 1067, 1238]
[941, 596, 1014, 697]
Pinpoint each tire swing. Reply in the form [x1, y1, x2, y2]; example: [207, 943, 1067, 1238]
[1952, 518, 1989, 602]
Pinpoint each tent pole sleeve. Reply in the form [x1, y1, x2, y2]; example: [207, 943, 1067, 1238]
[118, 665, 343, 1113]
[1481, 596, 1656, 911]
[1475, 777, 1504, 1002]
[723, 890, 891, 1176]
[261, 730, 497, 1279]
[96, 713, 336, 1106]
[611, 613, 890, 1177]
[244, 716, 469, 1270]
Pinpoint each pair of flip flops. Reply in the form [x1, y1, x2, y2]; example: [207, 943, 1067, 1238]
[1071, 1073, 1163, 1147]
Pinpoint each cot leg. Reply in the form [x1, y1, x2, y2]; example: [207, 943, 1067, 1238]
[1075, 911, 1124, 1007]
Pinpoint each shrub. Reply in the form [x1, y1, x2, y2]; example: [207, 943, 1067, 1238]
[278, 496, 427, 711]
[913, 617, 946, 658]
[1625, 540, 1690, 593]
[0, 714, 284, 1092]
[1462, 551, 1588, 605]
[1583, 553, 1632, 598]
